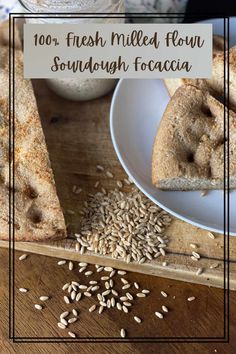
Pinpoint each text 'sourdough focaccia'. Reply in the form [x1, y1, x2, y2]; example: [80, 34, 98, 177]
[0, 43, 66, 241]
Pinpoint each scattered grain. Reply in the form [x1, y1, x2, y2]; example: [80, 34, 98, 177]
[68, 285, 72, 293]
[94, 181, 100, 188]
[84, 292, 92, 297]
[68, 317, 77, 324]
[208, 232, 215, 239]
[122, 305, 129, 313]
[19, 254, 28, 261]
[190, 243, 198, 249]
[160, 248, 166, 256]
[120, 328, 126, 338]
[74, 187, 82, 195]
[111, 297, 115, 307]
[120, 296, 128, 301]
[60, 311, 69, 319]
[110, 270, 116, 278]
[117, 181, 123, 188]
[116, 302, 122, 310]
[60, 318, 68, 326]
[89, 305, 97, 312]
[122, 284, 131, 290]
[19, 288, 28, 293]
[102, 289, 110, 296]
[72, 309, 78, 317]
[134, 316, 142, 324]
[192, 251, 201, 259]
[112, 289, 118, 296]
[126, 292, 133, 301]
[162, 305, 168, 313]
[62, 283, 70, 291]
[106, 171, 113, 178]
[96, 165, 104, 172]
[64, 296, 70, 304]
[196, 268, 203, 276]
[89, 280, 97, 285]
[161, 291, 168, 298]
[98, 305, 104, 314]
[68, 331, 76, 338]
[105, 281, 110, 290]
[210, 263, 219, 269]
[78, 189, 171, 264]
[75, 293, 81, 302]
[97, 266, 104, 273]
[155, 311, 163, 319]
[137, 293, 146, 298]
[91, 285, 100, 292]
[187, 296, 196, 302]
[124, 178, 132, 186]
[79, 266, 86, 273]
[191, 256, 199, 262]
[79, 285, 87, 290]
[68, 261, 74, 271]
[71, 290, 76, 301]
[34, 304, 43, 310]
[39, 296, 49, 301]
[58, 322, 66, 329]
[104, 266, 113, 272]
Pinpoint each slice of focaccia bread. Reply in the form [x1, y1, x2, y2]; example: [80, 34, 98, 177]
[212, 34, 225, 53]
[0, 20, 21, 49]
[152, 85, 236, 190]
[164, 78, 210, 98]
[164, 35, 229, 98]
[206, 45, 236, 109]
[0, 44, 66, 241]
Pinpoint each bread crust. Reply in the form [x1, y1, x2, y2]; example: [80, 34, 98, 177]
[164, 35, 230, 100]
[0, 44, 66, 241]
[0, 20, 21, 49]
[206, 46, 236, 109]
[152, 85, 236, 190]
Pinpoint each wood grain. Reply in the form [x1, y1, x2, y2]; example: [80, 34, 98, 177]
[2, 79, 235, 354]
[1, 221, 235, 289]
[1, 79, 234, 289]
[1, 248, 236, 353]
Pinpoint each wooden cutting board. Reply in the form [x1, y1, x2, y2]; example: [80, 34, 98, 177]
[1, 79, 235, 290]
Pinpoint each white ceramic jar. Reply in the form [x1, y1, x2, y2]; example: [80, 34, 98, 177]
[20, 0, 125, 101]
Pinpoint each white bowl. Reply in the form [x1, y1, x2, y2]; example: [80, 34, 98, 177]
[110, 18, 236, 236]
[110, 78, 235, 235]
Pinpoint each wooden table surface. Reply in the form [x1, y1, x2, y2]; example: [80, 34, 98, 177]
[3, 78, 233, 291]
[2, 76, 236, 353]
[0, 248, 235, 354]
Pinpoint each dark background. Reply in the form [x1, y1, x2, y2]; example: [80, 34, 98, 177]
[185, 0, 236, 21]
